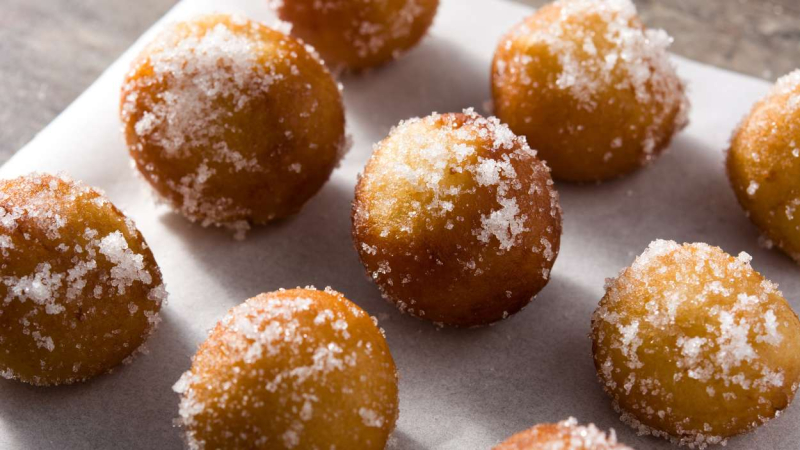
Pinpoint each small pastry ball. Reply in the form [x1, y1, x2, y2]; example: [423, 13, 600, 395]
[494, 417, 633, 450]
[0, 174, 166, 386]
[491, 0, 689, 182]
[121, 14, 346, 237]
[272, 0, 439, 71]
[591, 240, 800, 446]
[173, 287, 398, 450]
[352, 109, 562, 327]
[727, 70, 800, 263]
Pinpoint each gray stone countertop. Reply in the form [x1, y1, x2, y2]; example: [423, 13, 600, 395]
[0, 0, 798, 165]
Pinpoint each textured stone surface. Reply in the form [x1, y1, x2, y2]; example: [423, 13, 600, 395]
[0, 0, 798, 164]
[0, 0, 178, 164]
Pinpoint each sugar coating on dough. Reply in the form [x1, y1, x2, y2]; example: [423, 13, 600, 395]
[525, 0, 686, 114]
[271, 0, 438, 70]
[494, 417, 634, 450]
[0, 173, 166, 385]
[134, 22, 270, 158]
[358, 108, 559, 252]
[492, 0, 689, 181]
[173, 287, 398, 450]
[121, 15, 347, 238]
[592, 240, 800, 448]
[352, 108, 561, 326]
[272, 0, 425, 58]
[727, 69, 800, 263]
[775, 69, 800, 112]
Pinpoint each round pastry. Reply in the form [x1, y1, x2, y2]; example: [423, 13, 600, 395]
[591, 240, 800, 446]
[727, 69, 800, 263]
[173, 287, 398, 449]
[120, 14, 346, 238]
[352, 109, 562, 327]
[0, 173, 166, 386]
[271, 0, 439, 71]
[494, 417, 633, 450]
[491, 0, 689, 182]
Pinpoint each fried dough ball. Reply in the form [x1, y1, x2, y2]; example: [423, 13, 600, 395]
[494, 417, 634, 450]
[491, 0, 689, 182]
[0, 174, 166, 386]
[121, 14, 346, 238]
[173, 287, 398, 450]
[591, 240, 800, 447]
[272, 0, 439, 71]
[352, 109, 562, 327]
[727, 70, 800, 263]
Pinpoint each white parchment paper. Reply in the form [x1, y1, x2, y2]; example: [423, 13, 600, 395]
[1, 0, 798, 449]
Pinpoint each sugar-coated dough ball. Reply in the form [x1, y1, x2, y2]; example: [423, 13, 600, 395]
[173, 287, 398, 450]
[121, 14, 346, 238]
[0, 174, 166, 386]
[727, 70, 800, 263]
[591, 240, 800, 447]
[494, 417, 634, 450]
[352, 109, 561, 327]
[492, 0, 689, 182]
[272, 0, 439, 71]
